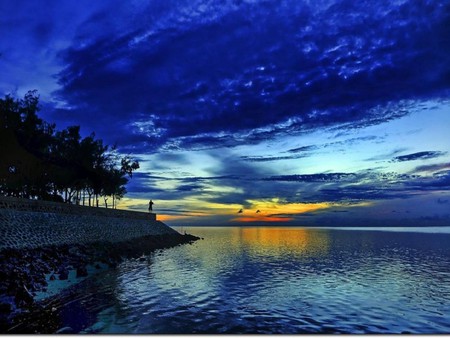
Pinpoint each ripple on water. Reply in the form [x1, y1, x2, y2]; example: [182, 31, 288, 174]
[16, 227, 450, 334]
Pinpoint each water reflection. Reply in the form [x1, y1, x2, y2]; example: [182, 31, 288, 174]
[237, 227, 330, 257]
[10, 227, 450, 334]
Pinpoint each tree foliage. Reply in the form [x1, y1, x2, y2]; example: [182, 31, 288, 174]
[0, 91, 139, 208]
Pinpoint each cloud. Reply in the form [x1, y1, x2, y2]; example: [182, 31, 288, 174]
[240, 135, 383, 162]
[409, 171, 450, 189]
[286, 145, 319, 154]
[412, 162, 450, 173]
[240, 154, 307, 162]
[175, 184, 204, 192]
[263, 173, 357, 182]
[47, 0, 450, 150]
[258, 171, 427, 204]
[365, 147, 409, 162]
[310, 186, 412, 203]
[392, 151, 446, 162]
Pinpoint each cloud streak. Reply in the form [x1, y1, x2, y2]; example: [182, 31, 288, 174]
[392, 151, 446, 162]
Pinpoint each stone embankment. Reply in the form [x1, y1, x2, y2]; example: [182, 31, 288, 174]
[0, 196, 199, 332]
[0, 196, 168, 250]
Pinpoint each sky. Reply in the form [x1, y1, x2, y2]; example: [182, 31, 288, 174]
[1, 0, 450, 226]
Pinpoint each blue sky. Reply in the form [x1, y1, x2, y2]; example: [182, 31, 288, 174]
[1, 0, 449, 226]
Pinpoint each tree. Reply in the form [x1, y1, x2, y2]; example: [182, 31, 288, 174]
[0, 91, 140, 206]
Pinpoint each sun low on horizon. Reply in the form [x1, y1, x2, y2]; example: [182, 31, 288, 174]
[1, 0, 449, 227]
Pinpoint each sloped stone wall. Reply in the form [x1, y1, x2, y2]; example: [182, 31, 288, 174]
[0, 196, 176, 250]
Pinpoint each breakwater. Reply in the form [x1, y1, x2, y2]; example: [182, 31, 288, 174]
[0, 196, 173, 250]
[0, 196, 199, 332]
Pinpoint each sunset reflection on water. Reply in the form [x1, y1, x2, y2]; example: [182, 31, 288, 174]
[236, 227, 330, 258]
[19, 227, 450, 334]
[177, 227, 331, 265]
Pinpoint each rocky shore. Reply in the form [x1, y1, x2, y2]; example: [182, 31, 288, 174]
[0, 232, 200, 332]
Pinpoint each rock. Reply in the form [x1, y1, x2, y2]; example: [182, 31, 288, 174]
[0, 302, 12, 314]
[76, 266, 88, 278]
[58, 269, 68, 280]
[15, 285, 34, 306]
[107, 261, 117, 269]
[55, 326, 75, 334]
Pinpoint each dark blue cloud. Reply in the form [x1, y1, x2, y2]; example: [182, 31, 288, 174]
[175, 184, 204, 192]
[310, 186, 412, 203]
[392, 151, 446, 162]
[300, 171, 450, 203]
[257, 171, 421, 203]
[45, 0, 450, 150]
[240, 135, 383, 162]
[365, 148, 409, 162]
[263, 173, 357, 182]
[240, 154, 307, 162]
[409, 171, 450, 189]
[412, 162, 450, 173]
[181, 175, 241, 183]
[286, 145, 319, 154]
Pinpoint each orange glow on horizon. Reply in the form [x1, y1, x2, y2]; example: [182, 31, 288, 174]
[156, 214, 192, 222]
[119, 197, 372, 224]
[231, 199, 331, 223]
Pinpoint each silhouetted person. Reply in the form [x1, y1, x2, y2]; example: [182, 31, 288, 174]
[149, 200, 154, 212]
[238, 209, 243, 213]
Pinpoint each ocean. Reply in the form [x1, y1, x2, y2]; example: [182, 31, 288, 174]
[14, 226, 450, 333]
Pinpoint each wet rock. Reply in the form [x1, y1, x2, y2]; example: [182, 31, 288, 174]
[58, 269, 68, 280]
[107, 261, 117, 269]
[0, 231, 200, 331]
[0, 302, 12, 314]
[76, 266, 88, 278]
[55, 326, 75, 334]
[15, 285, 34, 306]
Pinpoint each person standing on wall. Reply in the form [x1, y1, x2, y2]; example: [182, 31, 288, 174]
[148, 200, 154, 212]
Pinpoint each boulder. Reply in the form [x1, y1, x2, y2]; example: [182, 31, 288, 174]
[76, 266, 88, 278]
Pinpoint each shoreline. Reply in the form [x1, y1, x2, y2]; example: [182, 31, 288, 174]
[0, 232, 200, 333]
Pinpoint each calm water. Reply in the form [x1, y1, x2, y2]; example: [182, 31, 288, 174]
[26, 227, 450, 333]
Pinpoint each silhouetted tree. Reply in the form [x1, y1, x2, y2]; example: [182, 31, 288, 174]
[0, 91, 139, 207]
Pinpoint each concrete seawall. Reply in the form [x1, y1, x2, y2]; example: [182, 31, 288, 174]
[0, 196, 200, 331]
[0, 196, 177, 251]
